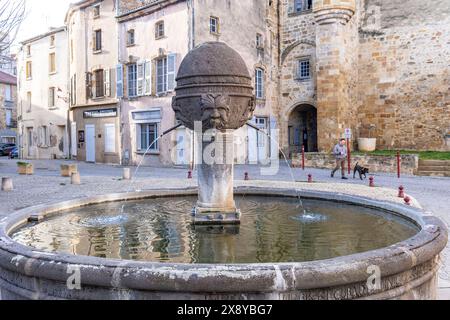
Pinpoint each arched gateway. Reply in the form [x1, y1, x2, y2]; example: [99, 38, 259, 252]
[287, 104, 318, 157]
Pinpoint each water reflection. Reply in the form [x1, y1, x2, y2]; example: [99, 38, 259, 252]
[12, 196, 418, 264]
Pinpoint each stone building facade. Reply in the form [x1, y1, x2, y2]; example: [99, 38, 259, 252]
[280, 0, 449, 154]
[0, 71, 17, 144]
[17, 27, 70, 159]
[17, 0, 450, 163]
[66, 0, 120, 164]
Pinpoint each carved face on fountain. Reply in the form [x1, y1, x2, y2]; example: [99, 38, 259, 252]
[172, 42, 255, 132]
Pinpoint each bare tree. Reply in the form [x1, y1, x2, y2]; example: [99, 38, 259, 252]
[0, 0, 25, 64]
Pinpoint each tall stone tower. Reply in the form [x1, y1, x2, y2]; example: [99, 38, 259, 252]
[314, 0, 358, 151]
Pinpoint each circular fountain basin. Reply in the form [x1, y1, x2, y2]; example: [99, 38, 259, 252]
[0, 187, 447, 300]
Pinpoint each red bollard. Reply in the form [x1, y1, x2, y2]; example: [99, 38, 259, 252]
[398, 185, 405, 198]
[301, 145, 305, 171]
[404, 196, 411, 206]
[369, 176, 375, 187]
[397, 151, 401, 179]
[308, 174, 313, 183]
[244, 172, 249, 181]
[187, 170, 192, 179]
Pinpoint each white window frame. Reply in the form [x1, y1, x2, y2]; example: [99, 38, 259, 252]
[127, 29, 135, 46]
[5, 109, 12, 126]
[136, 123, 159, 152]
[255, 68, 264, 99]
[256, 33, 263, 48]
[27, 92, 32, 112]
[155, 21, 165, 39]
[133, 109, 161, 153]
[94, 29, 102, 52]
[5, 84, 12, 101]
[210, 16, 219, 34]
[39, 125, 49, 147]
[127, 64, 137, 98]
[156, 54, 176, 95]
[104, 123, 116, 153]
[26, 61, 32, 79]
[48, 87, 55, 108]
[49, 52, 56, 74]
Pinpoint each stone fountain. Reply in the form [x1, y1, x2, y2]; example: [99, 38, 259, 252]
[172, 42, 256, 224]
[0, 42, 447, 300]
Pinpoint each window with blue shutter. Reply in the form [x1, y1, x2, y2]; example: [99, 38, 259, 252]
[116, 64, 123, 98]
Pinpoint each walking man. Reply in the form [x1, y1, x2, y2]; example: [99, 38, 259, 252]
[331, 138, 348, 179]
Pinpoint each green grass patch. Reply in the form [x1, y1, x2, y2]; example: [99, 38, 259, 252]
[16, 161, 31, 166]
[353, 150, 450, 160]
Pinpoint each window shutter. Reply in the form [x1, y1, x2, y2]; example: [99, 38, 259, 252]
[92, 72, 97, 98]
[136, 124, 141, 151]
[144, 60, 152, 95]
[74, 75, 77, 105]
[137, 61, 144, 96]
[116, 64, 123, 98]
[99, 30, 102, 50]
[85, 72, 92, 98]
[167, 53, 177, 91]
[38, 127, 43, 146]
[104, 69, 111, 97]
[46, 127, 51, 146]
[92, 32, 96, 51]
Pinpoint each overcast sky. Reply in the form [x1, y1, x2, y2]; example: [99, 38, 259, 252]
[12, 0, 77, 52]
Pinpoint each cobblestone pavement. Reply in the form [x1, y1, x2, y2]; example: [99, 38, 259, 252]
[1, 157, 449, 299]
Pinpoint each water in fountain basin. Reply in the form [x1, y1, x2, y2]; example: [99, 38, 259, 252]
[246, 124, 306, 214]
[119, 135, 163, 215]
[12, 196, 419, 264]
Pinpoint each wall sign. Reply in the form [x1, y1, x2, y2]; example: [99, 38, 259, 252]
[344, 128, 352, 139]
[83, 108, 117, 118]
[132, 109, 161, 121]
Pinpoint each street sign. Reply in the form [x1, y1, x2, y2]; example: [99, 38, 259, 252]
[344, 128, 352, 139]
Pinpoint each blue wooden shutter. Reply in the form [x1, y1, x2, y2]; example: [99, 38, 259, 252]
[116, 64, 123, 98]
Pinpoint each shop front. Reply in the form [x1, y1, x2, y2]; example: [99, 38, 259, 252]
[71, 104, 120, 164]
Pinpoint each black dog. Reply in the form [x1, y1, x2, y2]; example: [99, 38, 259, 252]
[353, 162, 369, 180]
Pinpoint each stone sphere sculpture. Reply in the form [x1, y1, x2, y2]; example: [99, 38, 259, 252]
[172, 42, 256, 224]
[172, 42, 255, 132]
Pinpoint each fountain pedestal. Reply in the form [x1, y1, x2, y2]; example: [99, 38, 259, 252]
[172, 42, 256, 225]
[194, 130, 240, 224]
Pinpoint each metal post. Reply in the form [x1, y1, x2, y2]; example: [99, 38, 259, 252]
[301, 145, 305, 170]
[397, 151, 401, 179]
[347, 138, 351, 175]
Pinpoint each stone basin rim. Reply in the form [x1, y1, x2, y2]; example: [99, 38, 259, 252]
[0, 187, 447, 294]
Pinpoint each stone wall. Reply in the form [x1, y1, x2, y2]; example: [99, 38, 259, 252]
[357, 0, 450, 151]
[279, 1, 316, 153]
[292, 152, 419, 175]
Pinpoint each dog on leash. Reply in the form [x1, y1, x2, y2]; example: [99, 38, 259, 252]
[353, 162, 369, 180]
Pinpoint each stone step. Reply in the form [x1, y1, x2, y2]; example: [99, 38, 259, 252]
[417, 165, 450, 171]
[416, 171, 450, 177]
[418, 159, 450, 166]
